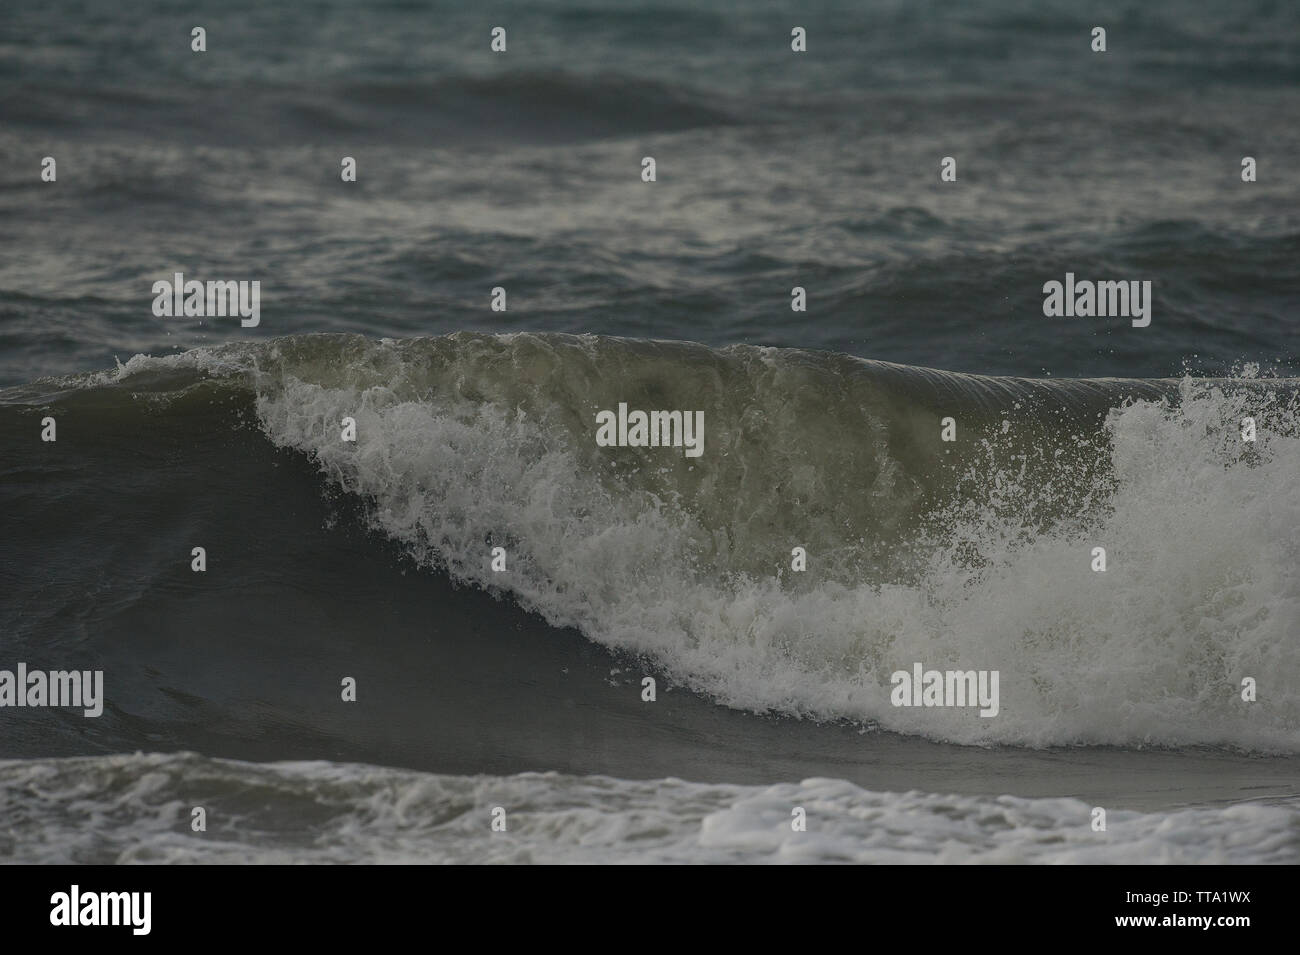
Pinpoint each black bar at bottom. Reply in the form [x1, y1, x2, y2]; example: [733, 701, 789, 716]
[0, 864, 1278, 942]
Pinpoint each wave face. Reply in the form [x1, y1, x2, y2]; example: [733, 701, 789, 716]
[1, 752, 1296, 864]
[9, 333, 1298, 752]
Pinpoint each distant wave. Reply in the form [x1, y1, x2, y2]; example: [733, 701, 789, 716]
[0, 71, 740, 145]
[5, 333, 1298, 751]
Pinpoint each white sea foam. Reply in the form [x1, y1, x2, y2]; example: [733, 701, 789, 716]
[0, 753, 1294, 864]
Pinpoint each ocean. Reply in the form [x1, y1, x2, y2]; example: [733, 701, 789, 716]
[0, 0, 1297, 865]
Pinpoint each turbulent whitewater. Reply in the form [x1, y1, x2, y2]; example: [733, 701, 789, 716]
[2, 752, 1295, 864]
